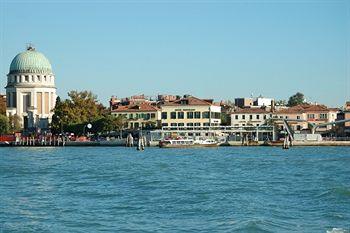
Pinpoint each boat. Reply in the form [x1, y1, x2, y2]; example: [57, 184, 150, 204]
[159, 137, 219, 148]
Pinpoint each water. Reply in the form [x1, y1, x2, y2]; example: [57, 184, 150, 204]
[0, 147, 350, 233]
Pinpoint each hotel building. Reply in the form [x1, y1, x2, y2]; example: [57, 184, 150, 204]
[231, 108, 271, 127]
[111, 103, 161, 129]
[160, 95, 221, 128]
[274, 104, 339, 132]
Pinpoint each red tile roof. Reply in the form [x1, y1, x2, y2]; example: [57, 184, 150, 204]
[111, 103, 160, 112]
[276, 104, 337, 114]
[232, 107, 270, 114]
[162, 96, 212, 106]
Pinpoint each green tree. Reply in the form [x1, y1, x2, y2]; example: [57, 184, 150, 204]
[0, 97, 6, 116]
[8, 114, 21, 133]
[275, 99, 287, 106]
[0, 115, 9, 134]
[51, 91, 108, 135]
[287, 92, 305, 107]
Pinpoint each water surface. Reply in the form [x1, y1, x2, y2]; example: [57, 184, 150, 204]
[1, 147, 350, 232]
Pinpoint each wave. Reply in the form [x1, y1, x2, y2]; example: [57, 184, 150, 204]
[317, 187, 350, 199]
[327, 228, 349, 233]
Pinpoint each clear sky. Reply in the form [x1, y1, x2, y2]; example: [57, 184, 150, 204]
[0, 0, 349, 107]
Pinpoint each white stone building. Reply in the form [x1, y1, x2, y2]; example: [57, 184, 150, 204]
[231, 108, 271, 127]
[5, 46, 56, 130]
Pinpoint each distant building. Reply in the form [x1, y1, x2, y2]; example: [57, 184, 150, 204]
[234, 98, 253, 108]
[274, 104, 339, 132]
[160, 95, 221, 128]
[231, 107, 271, 127]
[254, 97, 273, 107]
[230, 103, 340, 133]
[344, 101, 350, 135]
[5, 46, 56, 130]
[235, 96, 274, 108]
[111, 103, 161, 129]
[157, 94, 177, 102]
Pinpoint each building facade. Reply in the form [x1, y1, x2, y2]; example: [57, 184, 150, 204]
[5, 46, 56, 129]
[345, 102, 350, 127]
[230, 104, 339, 133]
[231, 108, 271, 127]
[274, 104, 339, 132]
[111, 103, 161, 129]
[160, 96, 221, 128]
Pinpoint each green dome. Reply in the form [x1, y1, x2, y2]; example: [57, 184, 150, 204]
[9, 48, 53, 74]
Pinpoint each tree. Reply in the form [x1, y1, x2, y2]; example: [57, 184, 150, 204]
[51, 91, 108, 135]
[8, 114, 21, 133]
[287, 92, 305, 107]
[275, 100, 287, 106]
[0, 97, 6, 116]
[0, 115, 9, 134]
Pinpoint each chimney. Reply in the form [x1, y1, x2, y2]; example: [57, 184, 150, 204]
[270, 99, 275, 113]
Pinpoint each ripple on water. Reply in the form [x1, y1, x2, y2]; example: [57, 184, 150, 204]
[0, 146, 350, 233]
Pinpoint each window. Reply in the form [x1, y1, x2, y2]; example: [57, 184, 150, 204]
[162, 123, 168, 126]
[194, 123, 201, 126]
[194, 112, 201, 119]
[151, 113, 155, 119]
[256, 115, 260, 119]
[145, 113, 150, 120]
[202, 111, 210, 119]
[6, 93, 10, 106]
[25, 76, 29, 82]
[129, 114, 133, 119]
[235, 115, 238, 120]
[212, 112, 220, 119]
[256, 124, 260, 126]
[187, 123, 194, 126]
[177, 112, 184, 119]
[242, 115, 245, 120]
[203, 123, 210, 126]
[178, 123, 184, 126]
[263, 115, 267, 120]
[249, 115, 253, 120]
[297, 116, 300, 119]
[171, 123, 177, 126]
[161, 112, 167, 119]
[320, 113, 327, 119]
[170, 112, 176, 119]
[187, 112, 194, 119]
[307, 114, 315, 119]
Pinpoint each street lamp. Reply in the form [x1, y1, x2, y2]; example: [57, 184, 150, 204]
[83, 123, 92, 136]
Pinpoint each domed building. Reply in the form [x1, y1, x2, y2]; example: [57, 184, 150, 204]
[6, 45, 56, 130]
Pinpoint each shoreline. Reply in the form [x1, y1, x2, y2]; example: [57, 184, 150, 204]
[2, 141, 350, 147]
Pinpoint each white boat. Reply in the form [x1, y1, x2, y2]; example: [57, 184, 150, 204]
[159, 138, 218, 148]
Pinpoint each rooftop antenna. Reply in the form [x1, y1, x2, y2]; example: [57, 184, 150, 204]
[26, 43, 35, 51]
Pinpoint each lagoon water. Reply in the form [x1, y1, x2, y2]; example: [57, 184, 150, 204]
[1, 147, 350, 233]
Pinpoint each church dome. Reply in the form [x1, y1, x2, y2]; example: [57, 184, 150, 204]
[9, 46, 53, 74]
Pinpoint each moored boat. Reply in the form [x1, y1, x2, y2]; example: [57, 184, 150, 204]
[159, 138, 219, 148]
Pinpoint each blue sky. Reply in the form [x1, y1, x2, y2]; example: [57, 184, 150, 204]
[0, 0, 349, 106]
